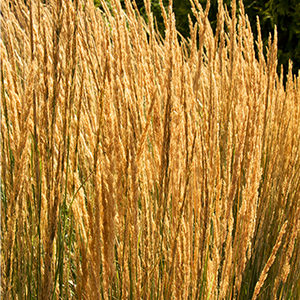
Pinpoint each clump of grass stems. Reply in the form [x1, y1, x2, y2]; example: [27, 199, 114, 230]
[1, 0, 299, 299]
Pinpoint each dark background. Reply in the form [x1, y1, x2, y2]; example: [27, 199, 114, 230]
[95, 0, 300, 77]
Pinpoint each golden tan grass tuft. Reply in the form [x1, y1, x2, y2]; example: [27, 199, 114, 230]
[1, 0, 299, 299]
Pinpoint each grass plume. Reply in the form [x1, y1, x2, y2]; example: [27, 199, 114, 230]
[1, 0, 299, 299]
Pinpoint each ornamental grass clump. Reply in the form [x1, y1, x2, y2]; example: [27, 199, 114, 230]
[1, 0, 299, 299]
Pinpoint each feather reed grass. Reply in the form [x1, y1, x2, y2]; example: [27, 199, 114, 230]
[1, 0, 299, 299]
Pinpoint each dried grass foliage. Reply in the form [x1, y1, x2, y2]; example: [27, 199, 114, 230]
[1, 0, 299, 299]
